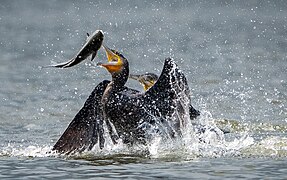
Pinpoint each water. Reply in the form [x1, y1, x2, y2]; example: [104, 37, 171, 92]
[0, 0, 286, 179]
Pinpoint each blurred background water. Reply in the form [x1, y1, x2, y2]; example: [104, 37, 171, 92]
[0, 0, 286, 179]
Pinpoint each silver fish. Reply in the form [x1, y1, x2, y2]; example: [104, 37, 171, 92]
[48, 30, 104, 68]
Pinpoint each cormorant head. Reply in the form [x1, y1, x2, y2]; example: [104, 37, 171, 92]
[129, 73, 158, 91]
[98, 45, 129, 85]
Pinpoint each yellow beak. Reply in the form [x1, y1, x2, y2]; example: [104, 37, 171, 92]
[103, 45, 121, 62]
[142, 80, 155, 91]
[98, 45, 123, 73]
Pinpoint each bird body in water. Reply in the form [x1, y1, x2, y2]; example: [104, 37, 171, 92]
[98, 47, 145, 144]
[98, 46, 194, 146]
[52, 47, 195, 154]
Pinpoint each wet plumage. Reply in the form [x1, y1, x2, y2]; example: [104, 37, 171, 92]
[51, 31, 199, 154]
[129, 72, 200, 120]
[53, 49, 196, 154]
[98, 46, 195, 145]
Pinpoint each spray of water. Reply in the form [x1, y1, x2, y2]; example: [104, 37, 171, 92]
[1, 60, 285, 159]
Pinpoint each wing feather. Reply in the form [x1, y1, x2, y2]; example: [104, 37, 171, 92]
[52, 80, 110, 154]
[144, 58, 195, 136]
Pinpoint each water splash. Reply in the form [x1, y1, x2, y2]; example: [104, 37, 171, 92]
[1, 114, 287, 160]
[0, 56, 284, 159]
[0, 144, 54, 158]
[242, 136, 287, 158]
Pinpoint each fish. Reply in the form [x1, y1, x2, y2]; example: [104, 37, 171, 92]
[47, 30, 104, 68]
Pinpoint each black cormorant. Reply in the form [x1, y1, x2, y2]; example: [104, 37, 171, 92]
[52, 44, 143, 154]
[51, 36, 198, 154]
[129, 73, 200, 120]
[52, 46, 195, 154]
[97, 46, 194, 145]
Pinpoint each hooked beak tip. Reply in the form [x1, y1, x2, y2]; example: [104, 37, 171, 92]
[96, 62, 103, 66]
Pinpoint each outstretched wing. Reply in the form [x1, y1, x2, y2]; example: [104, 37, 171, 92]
[53, 80, 110, 154]
[144, 58, 195, 136]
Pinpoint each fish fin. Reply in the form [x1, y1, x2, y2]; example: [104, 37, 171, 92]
[91, 51, 97, 61]
[44, 58, 75, 68]
[87, 33, 90, 37]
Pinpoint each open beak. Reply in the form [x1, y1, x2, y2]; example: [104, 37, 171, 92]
[103, 45, 121, 62]
[97, 45, 123, 73]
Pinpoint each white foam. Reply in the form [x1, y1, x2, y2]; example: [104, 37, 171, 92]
[0, 144, 55, 158]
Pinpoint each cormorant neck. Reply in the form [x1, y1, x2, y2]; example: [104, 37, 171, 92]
[111, 66, 129, 89]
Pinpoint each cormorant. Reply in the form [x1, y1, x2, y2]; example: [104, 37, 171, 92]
[97, 46, 194, 145]
[47, 26, 200, 153]
[52, 45, 196, 154]
[129, 73, 200, 120]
